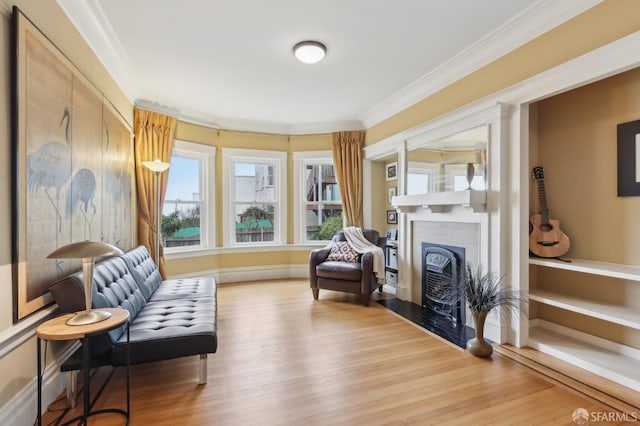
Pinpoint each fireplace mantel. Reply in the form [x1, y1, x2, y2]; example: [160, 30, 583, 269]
[392, 190, 487, 213]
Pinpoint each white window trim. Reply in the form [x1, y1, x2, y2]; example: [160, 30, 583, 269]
[293, 150, 340, 244]
[164, 139, 216, 253]
[222, 148, 287, 247]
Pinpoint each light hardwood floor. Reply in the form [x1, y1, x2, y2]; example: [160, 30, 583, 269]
[42, 279, 635, 425]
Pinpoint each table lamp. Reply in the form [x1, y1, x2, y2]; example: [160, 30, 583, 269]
[47, 241, 124, 325]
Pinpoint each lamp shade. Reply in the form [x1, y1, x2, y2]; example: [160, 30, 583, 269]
[142, 159, 171, 173]
[47, 240, 124, 260]
[47, 241, 124, 325]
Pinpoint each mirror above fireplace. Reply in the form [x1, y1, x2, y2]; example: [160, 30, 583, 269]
[406, 124, 488, 195]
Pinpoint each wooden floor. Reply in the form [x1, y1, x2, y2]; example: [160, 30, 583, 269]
[42, 280, 632, 425]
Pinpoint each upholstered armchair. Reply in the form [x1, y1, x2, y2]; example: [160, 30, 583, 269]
[309, 229, 386, 306]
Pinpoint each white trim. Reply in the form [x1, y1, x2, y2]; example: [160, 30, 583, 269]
[164, 140, 216, 253]
[358, 0, 603, 128]
[169, 264, 309, 283]
[222, 148, 287, 247]
[0, 305, 58, 358]
[56, 0, 137, 101]
[165, 244, 325, 260]
[0, 341, 79, 426]
[292, 151, 339, 244]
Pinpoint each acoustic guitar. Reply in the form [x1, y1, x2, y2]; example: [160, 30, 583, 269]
[529, 166, 570, 258]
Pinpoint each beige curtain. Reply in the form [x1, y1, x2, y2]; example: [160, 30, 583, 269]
[332, 130, 365, 227]
[134, 108, 176, 279]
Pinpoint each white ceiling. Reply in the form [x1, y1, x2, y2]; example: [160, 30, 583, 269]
[57, 0, 599, 134]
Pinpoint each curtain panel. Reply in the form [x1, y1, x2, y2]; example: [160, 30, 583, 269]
[133, 108, 176, 279]
[331, 130, 365, 227]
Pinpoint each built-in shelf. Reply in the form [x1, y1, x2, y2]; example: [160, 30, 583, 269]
[529, 257, 640, 282]
[529, 289, 640, 330]
[529, 326, 640, 393]
[392, 190, 486, 213]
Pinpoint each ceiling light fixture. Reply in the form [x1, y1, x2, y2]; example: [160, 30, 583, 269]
[293, 41, 326, 64]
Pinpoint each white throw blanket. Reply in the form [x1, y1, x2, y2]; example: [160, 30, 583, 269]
[343, 226, 385, 284]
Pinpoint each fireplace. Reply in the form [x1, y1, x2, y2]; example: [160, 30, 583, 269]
[422, 243, 465, 328]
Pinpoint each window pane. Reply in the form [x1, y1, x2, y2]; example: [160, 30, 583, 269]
[162, 202, 201, 247]
[166, 157, 201, 201]
[235, 203, 274, 243]
[235, 162, 276, 202]
[304, 163, 342, 241]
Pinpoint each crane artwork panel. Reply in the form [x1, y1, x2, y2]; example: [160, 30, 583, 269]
[12, 8, 134, 321]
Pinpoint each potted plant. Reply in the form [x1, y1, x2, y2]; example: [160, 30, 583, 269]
[458, 262, 528, 357]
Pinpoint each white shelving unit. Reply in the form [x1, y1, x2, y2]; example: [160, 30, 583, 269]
[528, 257, 640, 391]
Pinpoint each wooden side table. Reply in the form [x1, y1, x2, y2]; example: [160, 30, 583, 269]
[36, 308, 130, 425]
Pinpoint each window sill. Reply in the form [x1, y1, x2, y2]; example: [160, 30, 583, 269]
[165, 243, 327, 260]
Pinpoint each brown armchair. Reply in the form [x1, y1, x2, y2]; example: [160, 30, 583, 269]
[309, 229, 386, 306]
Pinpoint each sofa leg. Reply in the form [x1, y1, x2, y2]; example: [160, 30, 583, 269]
[66, 370, 78, 408]
[363, 294, 371, 307]
[198, 354, 208, 385]
[312, 288, 319, 300]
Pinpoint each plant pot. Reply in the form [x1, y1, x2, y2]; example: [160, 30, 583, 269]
[467, 309, 493, 357]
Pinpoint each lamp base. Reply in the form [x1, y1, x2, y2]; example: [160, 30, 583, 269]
[66, 310, 112, 326]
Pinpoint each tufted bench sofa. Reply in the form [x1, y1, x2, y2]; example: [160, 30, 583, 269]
[48, 245, 217, 396]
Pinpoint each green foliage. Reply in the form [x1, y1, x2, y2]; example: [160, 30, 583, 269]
[460, 263, 528, 320]
[162, 205, 200, 238]
[161, 211, 182, 237]
[318, 213, 343, 240]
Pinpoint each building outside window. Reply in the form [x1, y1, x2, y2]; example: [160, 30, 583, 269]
[162, 140, 215, 252]
[223, 149, 287, 246]
[294, 151, 342, 243]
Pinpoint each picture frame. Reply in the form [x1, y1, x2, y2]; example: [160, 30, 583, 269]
[386, 162, 398, 181]
[388, 187, 397, 204]
[12, 8, 134, 321]
[617, 119, 640, 196]
[386, 209, 398, 224]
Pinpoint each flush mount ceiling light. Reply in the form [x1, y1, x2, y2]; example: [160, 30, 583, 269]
[293, 41, 327, 64]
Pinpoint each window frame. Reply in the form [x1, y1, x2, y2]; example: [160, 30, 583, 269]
[163, 139, 216, 254]
[222, 148, 287, 247]
[293, 151, 342, 244]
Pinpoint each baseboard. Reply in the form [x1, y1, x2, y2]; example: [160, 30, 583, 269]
[0, 341, 79, 426]
[169, 264, 309, 283]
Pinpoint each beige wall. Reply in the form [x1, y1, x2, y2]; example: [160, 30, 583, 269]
[530, 67, 640, 348]
[366, 0, 640, 146]
[1, 0, 640, 416]
[0, 0, 133, 410]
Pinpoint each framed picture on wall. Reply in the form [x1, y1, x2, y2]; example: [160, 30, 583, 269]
[388, 187, 397, 204]
[386, 162, 398, 181]
[617, 119, 640, 196]
[386, 209, 398, 224]
[12, 8, 134, 321]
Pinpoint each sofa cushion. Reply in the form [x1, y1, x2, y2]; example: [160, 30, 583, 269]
[316, 261, 362, 281]
[149, 277, 216, 302]
[111, 297, 217, 365]
[326, 242, 360, 263]
[120, 245, 163, 301]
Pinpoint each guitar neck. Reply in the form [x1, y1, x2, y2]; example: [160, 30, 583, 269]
[536, 179, 550, 224]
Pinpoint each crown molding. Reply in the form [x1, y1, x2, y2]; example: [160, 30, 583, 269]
[57, 0, 137, 102]
[358, 0, 603, 129]
[59, 0, 602, 135]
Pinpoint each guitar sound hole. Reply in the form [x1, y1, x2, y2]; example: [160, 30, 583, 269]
[540, 224, 553, 232]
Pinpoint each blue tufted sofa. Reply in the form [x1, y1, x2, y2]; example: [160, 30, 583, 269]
[48, 245, 217, 393]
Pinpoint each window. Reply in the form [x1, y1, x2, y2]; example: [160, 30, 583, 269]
[163, 140, 215, 252]
[293, 151, 343, 243]
[223, 149, 287, 246]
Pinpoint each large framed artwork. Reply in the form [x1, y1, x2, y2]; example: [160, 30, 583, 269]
[12, 8, 134, 321]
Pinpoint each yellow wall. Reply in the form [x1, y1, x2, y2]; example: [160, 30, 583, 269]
[1, 0, 640, 415]
[366, 0, 640, 146]
[530, 67, 640, 348]
[169, 121, 332, 275]
[0, 0, 133, 410]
